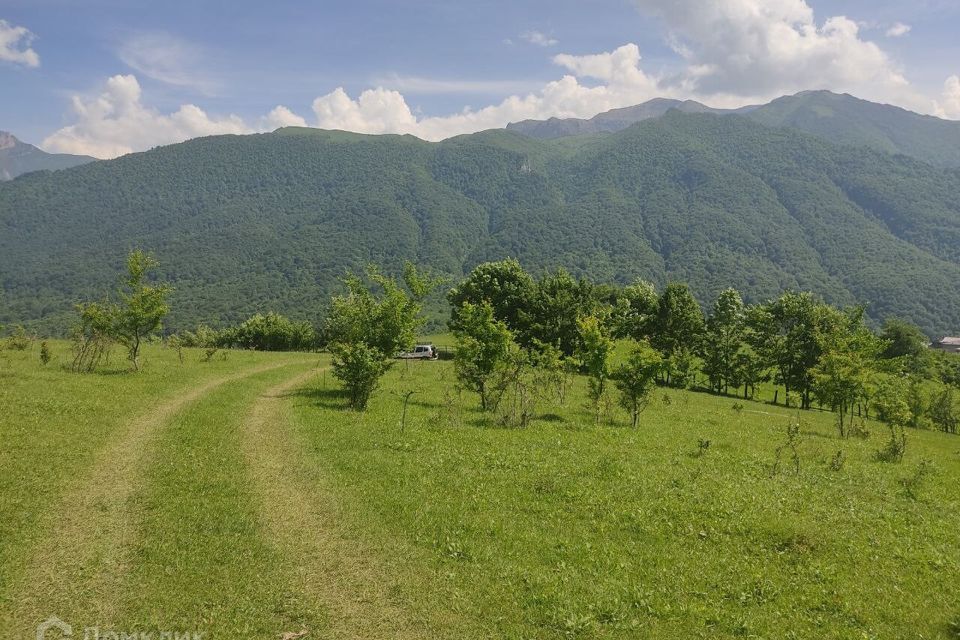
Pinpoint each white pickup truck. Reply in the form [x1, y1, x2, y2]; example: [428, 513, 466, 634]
[398, 344, 438, 360]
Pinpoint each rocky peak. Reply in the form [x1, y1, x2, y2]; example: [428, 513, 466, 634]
[0, 131, 20, 150]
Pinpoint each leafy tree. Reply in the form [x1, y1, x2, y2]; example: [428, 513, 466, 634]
[577, 315, 614, 423]
[327, 262, 436, 410]
[880, 318, 929, 360]
[612, 279, 658, 340]
[521, 268, 598, 356]
[928, 385, 958, 434]
[811, 306, 883, 437]
[701, 288, 746, 395]
[448, 259, 534, 334]
[614, 341, 662, 428]
[748, 292, 831, 409]
[650, 283, 704, 387]
[77, 251, 172, 371]
[221, 312, 316, 351]
[452, 301, 514, 411]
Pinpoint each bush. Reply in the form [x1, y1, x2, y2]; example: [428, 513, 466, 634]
[330, 342, 390, 410]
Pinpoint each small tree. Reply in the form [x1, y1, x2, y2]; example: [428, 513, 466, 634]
[85, 250, 172, 371]
[614, 341, 662, 428]
[928, 385, 958, 434]
[577, 314, 614, 423]
[326, 263, 438, 410]
[650, 283, 704, 387]
[452, 301, 514, 411]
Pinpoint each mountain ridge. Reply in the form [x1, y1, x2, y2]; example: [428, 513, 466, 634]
[0, 131, 95, 181]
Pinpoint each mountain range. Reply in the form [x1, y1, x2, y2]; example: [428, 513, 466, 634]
[0, 132, 95, 181]
[2, 91, 960, 336]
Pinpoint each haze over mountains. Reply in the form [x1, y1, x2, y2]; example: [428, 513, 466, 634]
[0, 132, 94, 181]
[2, 91, 960, 336]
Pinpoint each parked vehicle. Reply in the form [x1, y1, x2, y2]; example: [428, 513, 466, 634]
[398, 344, 438, 360]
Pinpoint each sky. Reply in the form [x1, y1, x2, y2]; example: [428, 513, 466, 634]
[1, 0, 959, 158]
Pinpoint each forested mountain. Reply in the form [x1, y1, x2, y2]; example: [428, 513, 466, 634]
[506, 98, 752, 138]
[507, 91, 960, 168]
[2, 112, 960, 336]
[748, 91, 960, 168]
[0, 131, 95, 181]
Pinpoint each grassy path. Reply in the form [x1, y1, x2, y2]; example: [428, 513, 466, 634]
[2, 358, 306, 636]
[240, 369, 433, 640]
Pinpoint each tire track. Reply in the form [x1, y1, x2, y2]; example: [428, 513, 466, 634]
[3, 358, 305, 635]
[241, 370, 446, 640]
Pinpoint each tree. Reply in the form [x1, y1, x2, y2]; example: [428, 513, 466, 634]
[928, 385, 958, 434]
[327, 263, 437, 410]
[447, 259, 534, 334]
[577, 315, 614, 423]
[650, 283, 704, 387]
[811, 306, 884, 437]
[452, 301, 514, 411]
[612, 279, 658, 340]
[614, 341, 662, 428]
[521, 268, 598, 356]
[880, 318, 929, 360]
[701, 288, 746, 395]
[77, 250, 172, 371]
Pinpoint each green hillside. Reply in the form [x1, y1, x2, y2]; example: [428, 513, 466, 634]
[749, 91, 960, 168]
[2, 113, 960, 335]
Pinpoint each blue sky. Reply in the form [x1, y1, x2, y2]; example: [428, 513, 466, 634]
[2, 0, 959, 157]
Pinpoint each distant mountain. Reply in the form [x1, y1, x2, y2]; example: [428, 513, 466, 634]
[747, 90, 960, 168]
[505, 98, 755, 139]
[506, 91, 960, 168]
[0, 131, 95, 181]
[2, 113, 960, 337]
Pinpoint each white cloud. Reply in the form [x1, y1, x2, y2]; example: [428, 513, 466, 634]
[885, 22, 911, 37]
[261, 105, 308, 129]
[0, 19, 40, 68]
[934, 75, 960, 119]
[117, 31, 217, 94]
[521, 30, 558, 47]
[43, 75, 257, 158]
[631, 0, 918, 107]
[310, 44, 665, 140]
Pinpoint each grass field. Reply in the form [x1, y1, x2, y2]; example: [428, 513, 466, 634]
[1, 341, 958, 639]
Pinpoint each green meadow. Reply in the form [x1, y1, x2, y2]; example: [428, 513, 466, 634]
[1, 341, 958, 639]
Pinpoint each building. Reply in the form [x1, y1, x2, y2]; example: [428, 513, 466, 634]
[930, 337, 960, 353]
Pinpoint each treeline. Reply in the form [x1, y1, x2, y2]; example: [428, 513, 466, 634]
[445, 259, 960, 439]
[174, 312, 317, 352]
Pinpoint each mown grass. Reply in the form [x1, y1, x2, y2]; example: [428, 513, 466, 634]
[290, 359, 960, 639]
[0, 342, 313, 631]
[2, 342, 958, 639]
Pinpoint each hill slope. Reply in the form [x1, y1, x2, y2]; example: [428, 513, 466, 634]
[505, 98, 752, 139]
[748, 91, 960, 168]
[506, 91, 960, 168]
[2, 115, 960, 335]
[0, 131, 95, 181]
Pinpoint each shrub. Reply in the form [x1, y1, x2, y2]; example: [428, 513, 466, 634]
[330, 342, 389, 410]
[39, 341, 51, 365]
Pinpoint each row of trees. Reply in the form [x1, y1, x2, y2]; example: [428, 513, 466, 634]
[445, 260, 959, 436]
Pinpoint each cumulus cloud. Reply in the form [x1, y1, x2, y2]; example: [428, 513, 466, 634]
[261, 105, 308, 129]
[631, 0, 917, 107]
[521, 30, 558, 47]
[0, 19, 40, 67]
[310, 44, 664, 140]
[43, 75, 255, 158]
[934, 75, 960, 119]
[885, 22, 911, 37]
